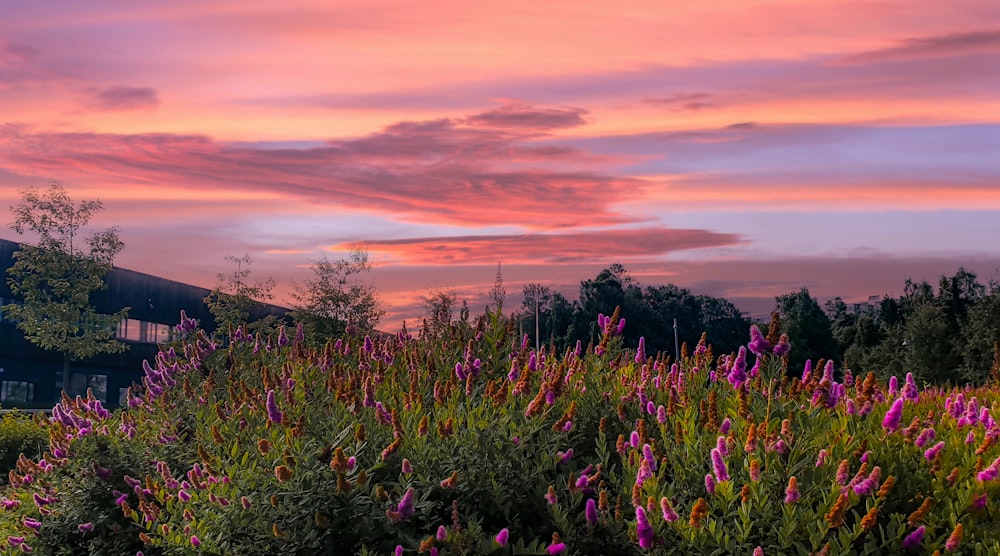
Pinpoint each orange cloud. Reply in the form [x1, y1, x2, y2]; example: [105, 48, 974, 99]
[336, 228, 743, 265]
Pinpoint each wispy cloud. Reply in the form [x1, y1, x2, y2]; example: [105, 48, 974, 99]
[838, 29, 1000, 64]
[336, 228, 743, 265]
[0, 105, 640, 228]
[641, 92, 715, 111]
[86, 85, 160, 111]
[463, 103, 588, 129]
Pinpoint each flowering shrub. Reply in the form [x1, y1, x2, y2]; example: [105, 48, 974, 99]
[2, 309, 1000, 555]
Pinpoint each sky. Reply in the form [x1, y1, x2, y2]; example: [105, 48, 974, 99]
[2, 0, 1000, 329]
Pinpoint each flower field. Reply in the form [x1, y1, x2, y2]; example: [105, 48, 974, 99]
[1, 308, 999, 555]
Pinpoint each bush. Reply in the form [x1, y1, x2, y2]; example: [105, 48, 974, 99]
[1, 312, 1000, 555]
[0, 412, 47, 478]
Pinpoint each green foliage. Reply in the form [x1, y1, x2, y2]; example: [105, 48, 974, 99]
[203, 254, 281, 339]
[3, 307, 1000, 555]
[514, 265, 751, 359]
[826, 268, 1000, 385]
[288, 249, 385, 345]
[0, 412, 47, 477]
[775, 288, 838, 372]
[2, 184, 129, 391]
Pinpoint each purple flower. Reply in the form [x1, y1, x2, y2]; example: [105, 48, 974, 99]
[395, 545, 403, 556]
[719, 418, 731, 435]
[548, 542, 567, 555]
[784, 476, 800, 504]
[635, 336, 647, 364]
[915, 428, 935, 448]
[636, 460, 654, 486]
[629, 431, 640, 448]
[888, 375, 899, 397]
[585, 498, 599, 525]
[924, 441, 945, 461]
[558, 449, 574, 464]
[22, 517, 41, 531]
[636, 506, 654, 549]
[660, 497, 678, 521]
[753, 548, 764, 556]
[728, 347, 748, 388]
[643, 444, 657, 471]
[265, 389, 283, 425]
[902, 372, 919, 401]
[882, 398, 904, 432]
[705, 473, 716, 495]
[437, 525, 448, 542]
[396, 488, 415, 520]
[77, 523, 93, 533]
[495, 528, 509, 546]
[902, 526, 925, 550]
[815, 449, 828, 467]
[656, 405, 667, 424]
[748, 326, 771, 356]
[710, 448, 729, 482]
[616, 318, 626, 335]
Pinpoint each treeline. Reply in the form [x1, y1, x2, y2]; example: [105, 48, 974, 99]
[821, 268, 1000, 384]
[502, 264, 1000, 385]
[508, 264, 751, 360]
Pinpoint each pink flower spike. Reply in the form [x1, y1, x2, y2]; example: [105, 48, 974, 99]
[495, 528, 509, 546]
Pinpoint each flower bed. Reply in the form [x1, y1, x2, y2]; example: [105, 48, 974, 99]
[1, 310, 998, 555]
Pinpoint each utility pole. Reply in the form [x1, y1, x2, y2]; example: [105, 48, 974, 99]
[673, 318, 680, 363]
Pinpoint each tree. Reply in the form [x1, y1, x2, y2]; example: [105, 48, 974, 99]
[489, 262, 506, 314]
[203, 254, 279, 337]
[774, 288, 838, 373]
[289, 249, 385, 344]
[2, 184, 128, 395]
[423, 287, 458, 338]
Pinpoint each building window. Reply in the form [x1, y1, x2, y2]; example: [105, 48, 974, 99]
[117, 318, 172, 344]
[68, 373, 108, 402]
[1, 381, 35, 403]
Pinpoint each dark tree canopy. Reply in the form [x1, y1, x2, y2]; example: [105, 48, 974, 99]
[3, 184, 129, 394]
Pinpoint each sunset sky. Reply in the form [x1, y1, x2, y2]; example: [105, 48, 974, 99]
[2, 1, 1000, 328]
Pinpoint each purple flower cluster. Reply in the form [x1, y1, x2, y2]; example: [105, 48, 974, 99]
[635, 506, 654, 549]
[882, 398, 905, 432]
[747, 326, 770, 356]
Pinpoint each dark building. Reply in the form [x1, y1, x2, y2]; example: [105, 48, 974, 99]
[0, 238, 285, 409]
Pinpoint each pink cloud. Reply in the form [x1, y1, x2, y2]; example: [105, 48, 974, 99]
[336, 228, 743, 265]
[0, 107, 640, 229]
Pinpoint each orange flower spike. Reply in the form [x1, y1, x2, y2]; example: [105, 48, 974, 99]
[860, 506, 878, 531]
[689, 498, 709, 528]
[274, 465, 293, 482]
[825, 494, 848, 528]
[908, 498, 933, 527]
[876, 476, 895, 498]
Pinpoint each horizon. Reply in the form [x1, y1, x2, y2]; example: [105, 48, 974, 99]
[2, 2, 1000, 330]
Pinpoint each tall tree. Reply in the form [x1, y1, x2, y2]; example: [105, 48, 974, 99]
[2, 184, 128, 395]
[203, 254, 278, 337]
[774, 288, 838, 373]
[289, 249, 385, 344]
